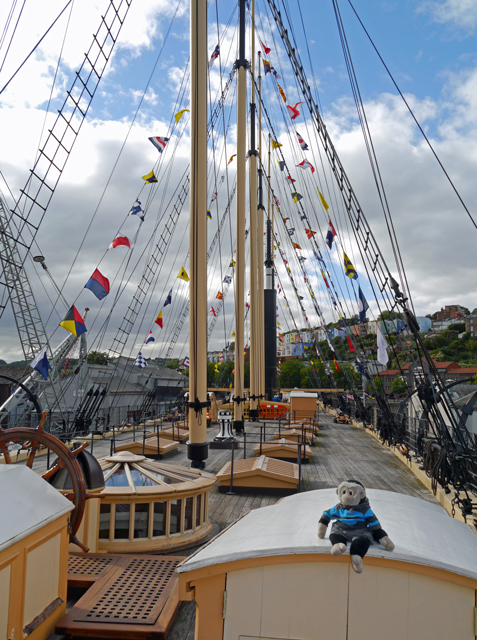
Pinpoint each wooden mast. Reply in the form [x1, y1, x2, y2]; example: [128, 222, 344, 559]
[187, 0, 209, 467]
[249, 0, 259, 420]
[257, 52, 265, 405]
[233, 0, 247, 433]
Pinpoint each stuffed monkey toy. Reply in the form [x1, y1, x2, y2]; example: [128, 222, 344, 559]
[317, 480, 395, 573]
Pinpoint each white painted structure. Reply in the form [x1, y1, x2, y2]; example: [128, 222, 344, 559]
[178, 489, 477, 640]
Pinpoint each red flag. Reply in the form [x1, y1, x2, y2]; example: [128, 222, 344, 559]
[261, 40, 271, 55]
[305, 229, 316, 239]
[334, 358, 340, 372]
[109, 235, 131, 249]
[155, 309, 163, 328]
[347, 335, 356, 353]
[209, 306, 217, 317]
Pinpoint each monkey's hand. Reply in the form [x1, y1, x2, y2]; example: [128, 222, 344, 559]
[379, 536, 395, 552]
[317, 523, 327, 539]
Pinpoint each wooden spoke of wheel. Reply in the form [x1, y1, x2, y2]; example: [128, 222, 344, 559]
[0, 413, 87, 541]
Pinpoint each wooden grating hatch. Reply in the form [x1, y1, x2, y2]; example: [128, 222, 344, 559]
[74, 557, 178, 624]
[57, 554, 184, 639]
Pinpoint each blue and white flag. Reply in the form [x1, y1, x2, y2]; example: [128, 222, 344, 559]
[148, 136, 169, 153]
[163, 289, 172, 307]
[30, 346, 51, 380]
[223, 275, 232, 284]
[358, 286, 369, 323]
[129, 199, 145, 222]
[134, 352, 148, 369]
[181, 356, 190, 369]
[145, 331, 155, 345]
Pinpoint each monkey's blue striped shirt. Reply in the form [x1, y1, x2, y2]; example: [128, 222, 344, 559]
[319, 498, 381, 532]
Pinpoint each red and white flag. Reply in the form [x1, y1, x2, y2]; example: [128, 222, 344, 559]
[286, 102, 304, 120]
[109, 236, 131, 249]
[296, 159, 315, 173]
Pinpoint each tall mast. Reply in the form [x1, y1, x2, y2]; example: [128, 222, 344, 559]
[188, 0, 209, 467]
[257, 52, 265, 404]
[249, 0, 259, 420]
[264, 135, 277, 399]
[233, 0, 247, 433]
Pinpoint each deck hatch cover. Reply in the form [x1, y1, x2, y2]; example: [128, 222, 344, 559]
[73, 557, 180, 624]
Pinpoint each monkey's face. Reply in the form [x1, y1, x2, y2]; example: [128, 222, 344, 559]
[336, 482, 365, 506]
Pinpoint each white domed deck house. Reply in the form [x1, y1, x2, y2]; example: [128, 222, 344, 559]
[178, 489, 477, 640]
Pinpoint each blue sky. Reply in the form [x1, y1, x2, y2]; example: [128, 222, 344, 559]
[1, 0, 477, 362]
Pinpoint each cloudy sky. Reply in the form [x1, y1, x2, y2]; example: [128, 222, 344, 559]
[0, 0, 477, 364]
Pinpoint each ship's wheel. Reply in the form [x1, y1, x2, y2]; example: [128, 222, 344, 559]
[0, 411, 89, 550]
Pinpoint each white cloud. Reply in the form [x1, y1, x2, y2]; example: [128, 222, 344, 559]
[419, 0, 477, 30]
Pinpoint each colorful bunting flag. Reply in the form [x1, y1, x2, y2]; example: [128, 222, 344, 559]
[287, 175, 296, 183]
[148, 136, 169, 153]
[274, 196, 280, 206]
[30, 346, 51, 380]
[293, 242, 302, 249]
[271, 66, 280, 79]
[263, 59, 271, 75]
[145, 331, 155, 344]
[129, 200, 144, 222]
[142, 170, 158, 183]
[209, 44, 220, 67]
[211, 192, 217, 203]
[177, 267, 190, 282]
[59, 305, 87, 337]
[271, 138, 282, 150]
[215, 364, 220, 373]
[216, 291, 224, 299]
[287, 102, 304, 120]
[163, 289, 172, 307]
[207, 210, 212, 220]
[288, 228, 295, 236]
[321, 269, 329, 289]
[209, 306, 217, 317]
[277, 84, 287, 103]
[227, 154, 237, 165]
[260, 40, 271, 54]
[358, 286, 369, 323]
[278, 160, 286, 171]
[109, 235, 131, 250]
[347, 335, 356, 353]
[296, 159, 315, 173]
[181, 356, 190, 369]
[85, 269, 110, 300]
[174, 108, 190, 123]
[343, 252, 358, 280]
[230, 259, 236, 267]
[305, 228, 316, 239]
[291, 192, 303, 203]
[155, 310, 163, 328]
[326, 220, 337, 249]
[296, 131, 308, 150]
[134, 352, 148, 369]
[223, 275, 232, 284]
[317, 189, 329, 211]
[334, 358, 341, 372]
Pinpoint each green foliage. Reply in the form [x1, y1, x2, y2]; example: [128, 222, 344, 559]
[390, 376, 408, 397]
[448, 323, 466, 333]
[87, 351, 111, 365]
[373, 375, 384, 395]
[164, 359, 180, 370]
[334, 363, 361, 390]
[278, 358, 304, 388]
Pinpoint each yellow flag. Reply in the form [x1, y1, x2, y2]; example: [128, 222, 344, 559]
[227, 153, 237, 165]
[142, 170, 158, 183]
[232, 330, 235, 337]
[177, 267, 190, 282]
[174, 108, 190, 123]
[271, 139, 282, 150]
[230, 259, 236, 267]
[317, 189, 329, 212]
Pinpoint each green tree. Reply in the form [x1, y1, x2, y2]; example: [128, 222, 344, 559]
[278, 358, 304, 388]
[164, 359, 180, 370]
[207, 363, 216, 387]
[334, 363, 361, 390]
[87, 350, 110, 365]
[372, 375, 384, 395]
[390, 376, 408, 397]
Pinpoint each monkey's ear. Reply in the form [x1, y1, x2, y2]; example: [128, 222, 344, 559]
[358, 486, 366, 499]
[336, 487, 340, 495]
